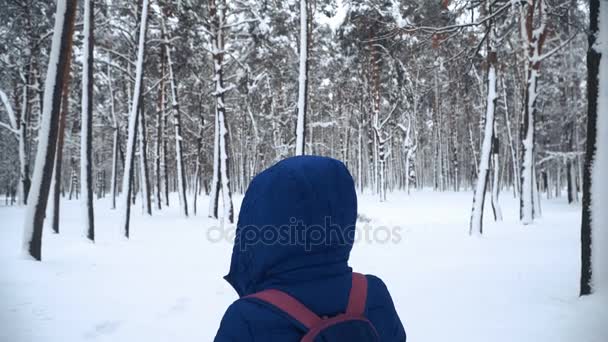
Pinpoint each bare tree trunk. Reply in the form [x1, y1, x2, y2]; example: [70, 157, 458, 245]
[491, 124, 503, 221]
[208, 0, 234, 223]
[580, 0, 601, 296]
[81, 0, 95, 241]
[357, 119, 363, 192]
[519, 0, 547, 225]
[108, 62, 119, 210]
[294, 0, 309, 156]
[50, 49, 73, 234]
[137, 97, 152, 215]
[69, 158, 77, 200]
[501, 76, 519, 196]
[22, 0, 77, 260]
[18, 72, 31, 206]
[471, 0, 502, 234]
[162, 13, 188, 218]
[121, 0, 149, 238]
[470, 49, 498, 236]
[155, 41, 165, 211]
[209, 101, 220, 218]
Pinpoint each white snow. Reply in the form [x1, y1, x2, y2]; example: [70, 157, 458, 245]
[1, 191, 606, 341]
[316, 0, 349, 32]
[0, 89, 18, 130]
[389, 0, 409, 28]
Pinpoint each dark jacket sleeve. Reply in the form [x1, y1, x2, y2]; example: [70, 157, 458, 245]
[214, 301, 254, 342]
[366, 275, 407, 342]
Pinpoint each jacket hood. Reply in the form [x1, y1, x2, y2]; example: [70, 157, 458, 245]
[224, 156, 358, 297]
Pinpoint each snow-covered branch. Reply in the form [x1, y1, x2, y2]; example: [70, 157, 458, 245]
[0, 88, 18, 130]
[538, 33, 579, 62]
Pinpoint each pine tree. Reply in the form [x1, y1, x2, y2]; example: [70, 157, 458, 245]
[22, 0, 78, 260]
[121, 0, 150, 238]
[81, 0, 95, 241]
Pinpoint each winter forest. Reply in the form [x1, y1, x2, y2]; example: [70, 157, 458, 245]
[0, 0, 607, 341]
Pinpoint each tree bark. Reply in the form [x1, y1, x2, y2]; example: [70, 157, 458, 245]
[108, 61, 119, 210]
[470, 50, 498, 236]
[208, 0, 234, 223]
[580, 0, 601, 297]
[22, 0, 77, 260]
[121, 0, 150, 238]
[81, 0, 95, 241]
[519, 0, 547, 225]
[295, 0, 309, 156]
[137, 96, 152, 215]
[50, 49, 73, 234]
[162, 13, 188, 218]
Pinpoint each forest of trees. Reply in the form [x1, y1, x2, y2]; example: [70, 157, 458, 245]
[0, 0, 601, 294]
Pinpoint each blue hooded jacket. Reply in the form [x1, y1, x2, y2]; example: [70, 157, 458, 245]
[214, 156, 406, 341]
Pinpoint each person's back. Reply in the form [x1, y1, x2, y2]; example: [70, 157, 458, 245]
[214, 156, 406, 342]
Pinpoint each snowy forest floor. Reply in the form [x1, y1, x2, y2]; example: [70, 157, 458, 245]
[1, 191, 606, 342]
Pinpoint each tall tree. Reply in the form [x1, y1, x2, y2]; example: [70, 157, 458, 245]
[519, 0, 548, 225]
[81, 0, 95, 241]
[155, 38, 166, 211]
[0, 86, 30, 206]
[470, 49, 498, 235]
[22, 0, 77, 260]
[137, 97, 152, 215]
[207, 0, 234, 223]
[295, 0, 309, 156]
[108, 61, 119, 210]
[121, 0, 150, 238]
[468, 0, 502, 235]
[50, 44, 74, 234]
[160, 8, 188, 218]
[580, 0, 606, 297]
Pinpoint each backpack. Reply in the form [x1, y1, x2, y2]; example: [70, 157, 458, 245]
[245, 272, 380, 342]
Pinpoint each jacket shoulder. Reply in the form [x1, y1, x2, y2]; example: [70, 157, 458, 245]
[215, 297, 303, 342]
[363, 274, 407, 341]
[364, 274, 393, 310]
[214, 300, 255, 341]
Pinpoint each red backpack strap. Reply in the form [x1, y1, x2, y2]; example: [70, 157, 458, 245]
[346, 272, 368, 315]
[245, 289, 321, 329]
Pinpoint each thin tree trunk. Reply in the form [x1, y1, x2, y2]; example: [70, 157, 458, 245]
[491, 125, 503, 221]
[162, 14, 188, 217]
[19, 75, 31, 205]
[50, 49, 73, 234]
[121, 0, 149, 238]
[137, 96, 152, 215]
[108, 61, 119, 210]
[295, 0, 308, 156]
[470, 47, 498, 236]
[20, 62, 33, 206]
[81, 0, 95, 241]
[155, 41, 165, 211]
[519, 0, 547, 225]
[208, 0, 234, 223]
[209, 105, 220, 218]
[501, 76, 519, 196]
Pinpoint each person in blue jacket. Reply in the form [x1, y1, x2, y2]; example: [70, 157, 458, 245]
[214, 155, 406, 341]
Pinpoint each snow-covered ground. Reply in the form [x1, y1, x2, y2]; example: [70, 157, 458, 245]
[1, 191, 606, 342]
